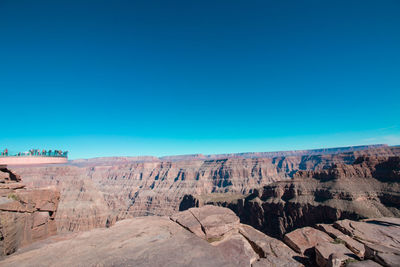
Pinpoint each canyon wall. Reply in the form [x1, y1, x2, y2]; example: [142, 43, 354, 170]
[10, 146, 400, 233]
[0, 167, 60, 256]
[181, 155, 400, 238]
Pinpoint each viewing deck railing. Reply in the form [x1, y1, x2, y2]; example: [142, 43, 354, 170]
[0, 150, 68, 158]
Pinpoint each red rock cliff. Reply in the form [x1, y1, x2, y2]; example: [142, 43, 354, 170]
[0, 167, 60, 256]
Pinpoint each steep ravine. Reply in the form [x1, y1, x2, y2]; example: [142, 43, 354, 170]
[180, 156, 400, 238]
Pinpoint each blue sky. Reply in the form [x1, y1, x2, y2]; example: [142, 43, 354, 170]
[1, 0, 399, 159]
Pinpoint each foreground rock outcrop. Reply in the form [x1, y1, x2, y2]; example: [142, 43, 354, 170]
[0, 167, 60, 257]
[171, 205, 301, 266]
[284, 217, 400, 267]
[182, 156, 400, 238]
[2, 206, 399, 266]
[11, 146, 400, 233]
[1, 206, 302, 267]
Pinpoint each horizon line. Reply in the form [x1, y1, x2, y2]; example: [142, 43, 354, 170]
[70, 143, 394, 161]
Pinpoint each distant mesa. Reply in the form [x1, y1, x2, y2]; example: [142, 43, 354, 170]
[0, 149, 68, 166]
[69, 144, 389, 167]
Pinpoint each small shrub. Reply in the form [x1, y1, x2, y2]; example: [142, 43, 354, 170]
[7, 193, 19, 201]
[331, 238, 346, 245]
[344, 258, 358, 264]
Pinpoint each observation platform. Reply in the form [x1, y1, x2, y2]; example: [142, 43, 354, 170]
[0, 150, 68, 166]
[0, 156, 68, 165]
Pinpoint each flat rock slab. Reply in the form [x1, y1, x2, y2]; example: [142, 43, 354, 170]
[171, 205, 240, 241]
[190, 205, 240, 241]
[316, 224, 345, 238]
[315, 242, 356, 267]
[0, 217, 234, 267]
[364, 243, 400, 267]
[170, 209, 206, 239]
[239, 224, 301, 266]
[316, 223, 365, 258]
[283, 227, 333, 255]
[213, 232, 258, 266]
[334, 218, 400, 250]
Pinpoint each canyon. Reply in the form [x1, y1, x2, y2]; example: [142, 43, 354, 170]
[8, 145, 400, 233]
[1, 145, 399, 266]
[2, 205, 399, 266]
[181, 155, 400, 238]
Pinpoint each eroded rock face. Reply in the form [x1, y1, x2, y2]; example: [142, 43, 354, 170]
[183, 156, 400, 238]
[10, 146, 400, 234]
[1, 206, 302, 267]
[11, 157, 296, 233]
[1, 205, 399, 267]
[172, 205, 302, 266]
[0, 167, 60, 257]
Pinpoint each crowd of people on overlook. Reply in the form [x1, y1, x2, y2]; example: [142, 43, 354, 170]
[1, 148, 68, 157]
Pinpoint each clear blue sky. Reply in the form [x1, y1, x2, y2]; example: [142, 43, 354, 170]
[1, 0, 399, 159]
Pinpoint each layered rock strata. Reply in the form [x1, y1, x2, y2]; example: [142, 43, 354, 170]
[0, 167, 60, 256]
[180, 156, 400, 238]
[11, 146, 400, 233]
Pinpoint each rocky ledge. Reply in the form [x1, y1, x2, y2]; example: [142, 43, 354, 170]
[284, 217, 400, 266]
[0, 205, 301, 267]
[0, 167, 60, 257]
[1, 206, 399, 266]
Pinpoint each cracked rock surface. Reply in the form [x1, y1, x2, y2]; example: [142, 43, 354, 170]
[0, 167, 60, 257]
[1, 205, 400, 266]
[1, 206, 302, 267]
[171, 205, 302, 266]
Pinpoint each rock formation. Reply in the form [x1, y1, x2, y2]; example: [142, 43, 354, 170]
[180, 156, 400, 238]
[157, 144, 389, 162]
[0, 206, 302, 267]
[1, 206, 399, 266]
[283, 217, 400, 266]
[171, 205, 301, 266]
[9, 146, 400, 233]
[0, 167, 60, 257]
[67, 145, 388, 165]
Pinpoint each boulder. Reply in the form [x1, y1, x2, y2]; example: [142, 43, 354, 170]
[364, 243, 400, 267]
[283, 227, 333, 254]
[239, 224, 302, 266]
[316, 223, 365, 258]
[171, 205, 239, 241]
[213, 232, 258, 266]
[315, 242, 356, 267]
[170, 209, 206, 239]
[334, 218, 400, 250]
[171, 206, 303, 266]
[190, 205, 240, 241]
[316, 224, 346, 238]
